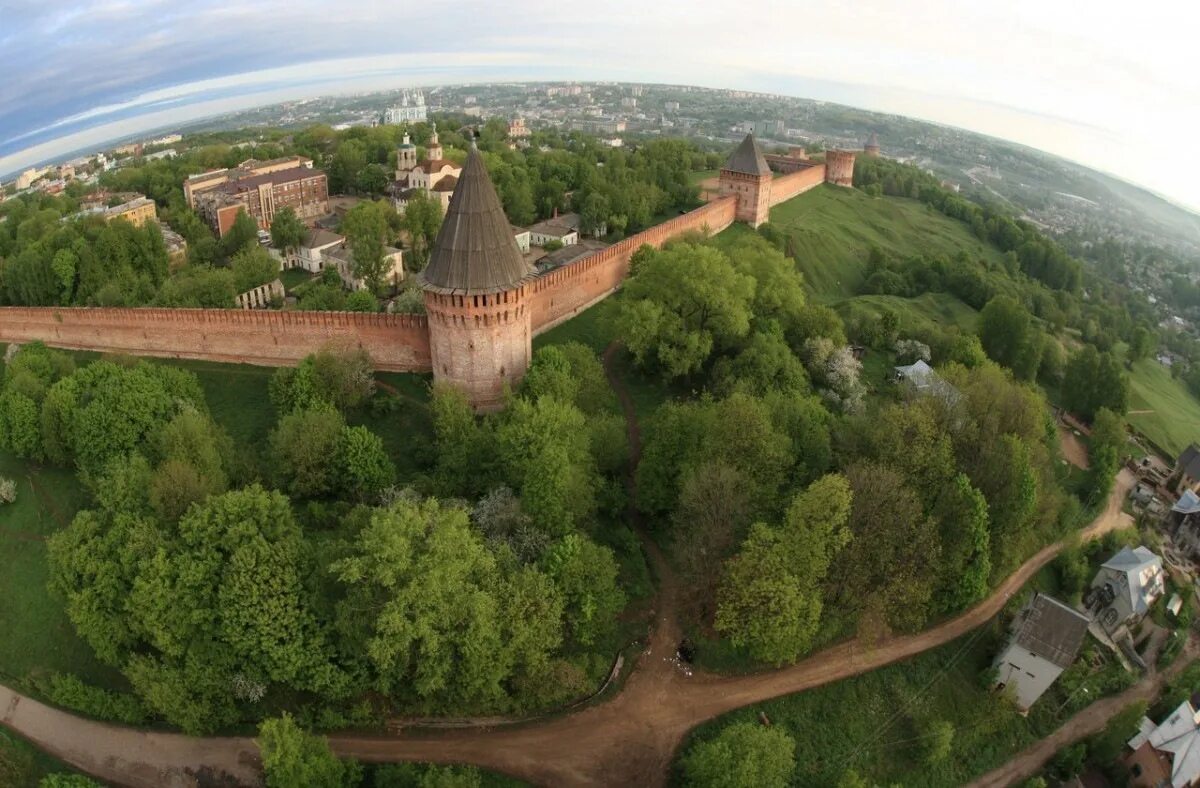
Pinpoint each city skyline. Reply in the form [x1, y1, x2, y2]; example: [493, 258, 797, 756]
[2, 0, 1197, 211]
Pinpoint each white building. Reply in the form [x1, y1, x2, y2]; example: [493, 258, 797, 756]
[993, 593, 1091, 710]
[527, 213, 580, 247]
[384, 90, 427, 124]
[512, 227, 532, 254]
[323, 243, 404, 291]
[277, 228, 345, 273]
[1085, 546, 1165, 633]
[1126, 698, 1200, 787]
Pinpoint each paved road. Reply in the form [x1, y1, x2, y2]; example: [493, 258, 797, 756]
[0, 361, 1139, 788]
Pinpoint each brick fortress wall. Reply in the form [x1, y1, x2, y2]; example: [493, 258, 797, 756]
[528, 196, 738, 335]
[0, 307, 431, 371]
[0, 196, 741, 369]
[768, 164, 826, 206]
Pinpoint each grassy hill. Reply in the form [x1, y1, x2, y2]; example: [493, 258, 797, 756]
[716, 184, 1009, 302]
[1128, 358, 1200, 458]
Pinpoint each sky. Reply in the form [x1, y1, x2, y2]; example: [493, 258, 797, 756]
[1, 0, 1198, 212]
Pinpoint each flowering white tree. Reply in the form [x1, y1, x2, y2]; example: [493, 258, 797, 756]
[802, 338, 865, 413]
[0, 477, 16, 504]
[894, 338, 932, 364]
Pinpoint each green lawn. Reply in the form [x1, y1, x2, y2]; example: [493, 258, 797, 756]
[687, 169, 718, 186]
[715, 184, 1009, 301]
[280, 267, 314, 293]
[0, 451, 122, 692]
[1127, 358, 1200, 458]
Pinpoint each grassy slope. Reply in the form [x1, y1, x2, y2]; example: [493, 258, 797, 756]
[719, 184, 1009, 301]
[1128, 358, 1200, 457]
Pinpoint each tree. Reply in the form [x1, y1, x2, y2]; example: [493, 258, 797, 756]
[495, 395, 598, 534]
[932, 474, 991, 612]
[332, 496, 564, 708]
[1062, 346, 1128, 420]
[836, 464, 940, 632]
[345, 289, 377, 311]
[269, 407, 345, 498]
[230, 245, 278, 293]
[270, 207, 308, 255]
[978, 295, 1042, 381]
[220, 210, 260, 259]
[342, 200, 394, 292]
[401, 190, 444, 271]
[258, 713, 361, 788]
[270, 348, 376, 414]
[618, 243, 755, 378]
[681, 722, 795, 788]
[336, 425, 395, 501]
[715, 475, 852, 663]
[1086, 408, 1126, 503]
[672, 462, 753, 614]
[919, 718, 955, 764]
[542, 533, 624, 646]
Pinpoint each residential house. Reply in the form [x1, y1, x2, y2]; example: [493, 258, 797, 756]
[1084, 546, 1165, 633]
[992, 593, 1091, 710]
[528, 212, 580, 247]
[277, 228, 346, 273]
[512, 227, 532, 254]
[323, 242, 405, 292]
[893, 359, 960, 406]
[1126, 695, 1200, 787]
[104, 196, 157, 228]
[194, 165, 328, 237]
[1173, 445, 1200, 495]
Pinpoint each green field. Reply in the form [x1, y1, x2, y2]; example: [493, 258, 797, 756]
[716, 184, 1009, 301]
[1128, 358, 1200, 458]
[687, 169, 718, 186]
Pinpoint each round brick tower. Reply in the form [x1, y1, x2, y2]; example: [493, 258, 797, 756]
[864, 132, 881, 158]
[421, 142, 536, 412]
[718, 132, 772, 228]
[825, 149, 857, 187]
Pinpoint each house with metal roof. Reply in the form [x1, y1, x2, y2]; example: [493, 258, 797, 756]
[1126, 696, 1200, 787]
[1173, 444, 1200, 495]
[1085, 546, 1165, 633]
[893, 359, 961, 406]
[992, 592, 1091, 710]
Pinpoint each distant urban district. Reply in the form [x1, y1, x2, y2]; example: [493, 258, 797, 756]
[1, 81, 1200, 788]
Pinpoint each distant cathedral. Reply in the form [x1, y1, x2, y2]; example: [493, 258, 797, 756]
[384, 90, 427, 124]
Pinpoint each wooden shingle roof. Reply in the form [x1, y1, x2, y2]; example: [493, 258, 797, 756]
[722, 133, 770, 177]
[420, 145, 535, 295]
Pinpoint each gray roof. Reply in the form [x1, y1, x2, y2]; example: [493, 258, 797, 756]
[1178, 444, 1200, 479]
[304, 228, 344, 249]
[1100, 545, 1164, 617]
[1012, 593, 1090, 669]
[420, 145, 535, 295]
[866, 132, 880, 148]
[722, 133, 770, 177]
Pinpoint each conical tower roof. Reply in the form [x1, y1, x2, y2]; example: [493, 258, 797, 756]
[866, 132, 880, 149]
[722, 132, 770, 176]
[420, 145, 534, 295]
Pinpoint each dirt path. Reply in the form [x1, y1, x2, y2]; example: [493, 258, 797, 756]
[967, 636, 1199, 788]
[1058, 424, 1090, 470]
[0, 686, 261, 788]
[0, 356, 1140, 788]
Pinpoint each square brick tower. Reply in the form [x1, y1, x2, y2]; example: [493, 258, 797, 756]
[719, 133, 772, 228]
[421, 142, 537, 412]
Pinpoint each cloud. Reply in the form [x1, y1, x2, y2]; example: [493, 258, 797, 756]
[1, 0, 1198, 209]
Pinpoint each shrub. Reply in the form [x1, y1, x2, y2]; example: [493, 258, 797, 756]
[0, 476, 16, 504]
[40, 673, 148, 724]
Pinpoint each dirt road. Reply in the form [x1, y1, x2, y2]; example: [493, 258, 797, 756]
[0, 346, 1139, 788]
[967, 636, 1199, 788]
[0, 685, 260, 788]
[1058, 424, 1090, 470]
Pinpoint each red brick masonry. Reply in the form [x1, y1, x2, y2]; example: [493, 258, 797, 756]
[0, 195, 751, 372]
